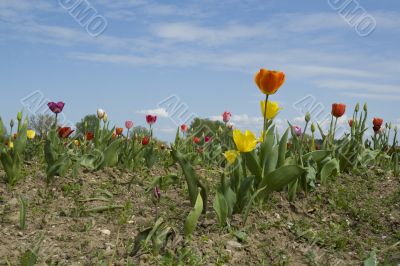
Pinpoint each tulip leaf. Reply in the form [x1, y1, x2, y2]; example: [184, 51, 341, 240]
[288, 179, 298, 202]
[259, 165, 306, 197]
[303, 150, 331, 163]
[320, 158, 339, 184]
[213, 191, 228, 227]
[259, 126, 275, 169]
[99, 139, 122, 169]
[277, 129, 289, 168]
[184, 192, 203, 236]
[242, 185, 267, 225]
[244, 151, 262, 184]
[171, 148, 208, 212]
[235, 176, 254, 213]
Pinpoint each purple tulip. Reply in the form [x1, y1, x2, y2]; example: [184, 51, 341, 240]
[153, 186, 161, 201]
[47, 102, 65, 114]
[293, 125, 302, 137]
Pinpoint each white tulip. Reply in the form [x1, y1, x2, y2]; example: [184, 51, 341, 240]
[97, 109, 106, 119]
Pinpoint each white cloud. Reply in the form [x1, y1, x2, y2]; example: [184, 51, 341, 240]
[137, 108, 169, 117]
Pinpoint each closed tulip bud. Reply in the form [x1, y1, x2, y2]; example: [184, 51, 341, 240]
[388, 123, 392, 129]
[17, 111, 22, 121]
[103, 113, 108, 122]
[97, 109, 105, 119]
[84, 121, 88, 129]
[395, 126, 398, 133]
[363, 103, 367, 112]
[355, 103, 360, 112]
[305, 112, 311, 123]
[311, 123, 315, 133]
[10, 119, 14, 128]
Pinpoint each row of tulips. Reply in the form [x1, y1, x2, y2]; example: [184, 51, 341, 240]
[168, 68, 399, 231]
[0, 69, 399, 247]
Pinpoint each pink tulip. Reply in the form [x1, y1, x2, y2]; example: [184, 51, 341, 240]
[293, 125, 302, 137]
[125, 120, 134, 129]
[222, 111, 231, 123]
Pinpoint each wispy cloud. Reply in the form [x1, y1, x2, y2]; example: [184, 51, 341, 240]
[137, 108, 169, 117]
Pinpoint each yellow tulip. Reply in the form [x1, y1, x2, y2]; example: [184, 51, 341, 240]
[260, 100, 281, 119]
[254, 69, 285, 95]
[233, 129, 257, 153]
[223, 150, 240, 164]
[8, 142, 14, 149]
[73, 140, 80, 146]
[27, 130, 36, 139]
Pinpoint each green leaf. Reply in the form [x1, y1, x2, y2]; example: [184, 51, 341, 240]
[99, 139, 122, 169]
[171, 149, 208, 212]
[302, 150, 331, 163]
[363, 252, 377, 266]
[244, 151, 262, 183]
[184, 192, 204, 236]
[235, 176, 254, 213]
[213, 192, 228, 227]
[242, 185, 267, 224]
[320, 158, 339, 184]
[259, 165, 306, 196]
[277, 129, 289, 168]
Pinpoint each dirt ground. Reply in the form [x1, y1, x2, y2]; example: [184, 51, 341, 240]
[1, 163, 399, 265]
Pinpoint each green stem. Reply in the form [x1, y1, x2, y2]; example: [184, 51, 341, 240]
[263, 94, 269, 135]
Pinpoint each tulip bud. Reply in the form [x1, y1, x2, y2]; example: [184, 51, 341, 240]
[388, 123, 392, 129]
[395, 126, 398, 133]
[84, 121, 88, 129]
[153, 186, 161, 201]
[311, 123, 315, 133]
[355, 103, 360, 112]
[363, 103, 367, 112]
[305, 112, 311, 123]
[17, 111, 22, 121]
[97, 109, 105, 119]
[103, 113, 108, 122]
[10, 119, 14, 128]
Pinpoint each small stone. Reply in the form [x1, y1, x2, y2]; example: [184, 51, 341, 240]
[226, 240, 242, 250]
[18, 231, 23, 237]
[100, 229, 111, 236]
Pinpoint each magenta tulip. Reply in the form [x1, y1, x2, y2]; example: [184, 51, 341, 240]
[47, 102, 65, 114]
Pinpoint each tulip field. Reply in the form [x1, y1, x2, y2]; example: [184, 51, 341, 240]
[1, 69, 399, 265]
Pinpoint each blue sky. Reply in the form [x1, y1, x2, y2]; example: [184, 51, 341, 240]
[0, 0, 399, 141]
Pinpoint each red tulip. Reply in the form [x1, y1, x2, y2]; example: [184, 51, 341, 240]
[331, 103, 346, 118]
[373, 118, 383, 128]
[222, 111, 232, 123]
[58, 127, 74, 138]
[48, 102, 65, 114]
[204, 136, 212, 143]
[86, 132, 94, 141]
[116, 127, 123, 136]
[146, 115, 157, 125]
[142, 136, 150, 145]
[180, 124, 188, 132]
[348, 119, 353, 127]
[193, 137, 200, 144]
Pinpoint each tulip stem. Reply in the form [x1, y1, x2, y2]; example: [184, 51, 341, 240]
[263, 95, 269, 135]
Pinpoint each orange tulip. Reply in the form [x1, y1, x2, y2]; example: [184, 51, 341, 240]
[331, 103, 346, 118]
[254, 69, 285, 95]
[116, 127, 123, 136]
